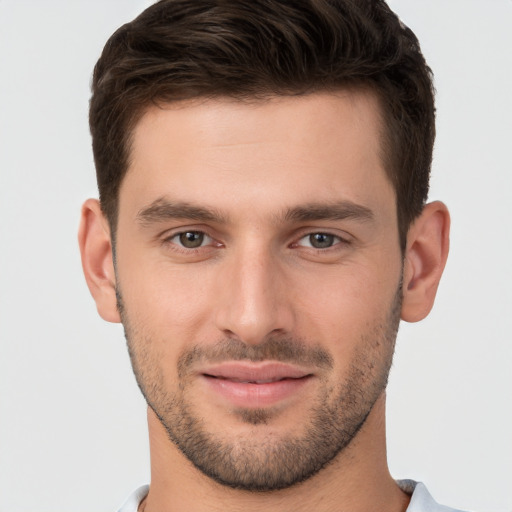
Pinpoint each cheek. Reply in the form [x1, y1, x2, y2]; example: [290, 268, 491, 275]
[118, 270, 211, 393]
[289, 261, 401, 367]
[292, 262, 397, 326]
[117, 256, 219, 364]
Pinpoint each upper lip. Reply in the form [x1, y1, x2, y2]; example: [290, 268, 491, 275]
[200, 362, 312, 383]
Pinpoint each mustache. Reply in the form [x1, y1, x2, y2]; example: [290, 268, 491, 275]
[178, 337, 334, 376]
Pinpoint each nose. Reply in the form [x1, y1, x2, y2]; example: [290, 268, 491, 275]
[214, 244, 295, 345]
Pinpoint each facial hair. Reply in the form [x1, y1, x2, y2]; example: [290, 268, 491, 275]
[117, 285, 401, 491]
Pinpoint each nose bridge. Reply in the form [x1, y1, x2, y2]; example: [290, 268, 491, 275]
[215, 240, 292, 344]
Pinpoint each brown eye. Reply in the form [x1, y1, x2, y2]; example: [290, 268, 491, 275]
[178, 231, 205, 248]
[308, 233, 335, 248]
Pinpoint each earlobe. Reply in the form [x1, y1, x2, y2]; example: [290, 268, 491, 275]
[78, 199, 121, 323]
[401, 201, 450, 323]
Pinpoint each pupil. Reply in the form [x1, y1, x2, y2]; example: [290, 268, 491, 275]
[180, 231, 204, 248]
[310, 233, 334, 248]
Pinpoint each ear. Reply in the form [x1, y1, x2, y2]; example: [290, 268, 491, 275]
[401, 201, 450, 323]
[78, 199, 121, 323]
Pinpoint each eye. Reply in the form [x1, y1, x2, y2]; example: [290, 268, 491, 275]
[297, 233, 342, 249]
[170, 231, 212, 249]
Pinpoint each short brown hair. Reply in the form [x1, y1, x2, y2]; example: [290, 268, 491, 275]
[90, 0, 435, 249]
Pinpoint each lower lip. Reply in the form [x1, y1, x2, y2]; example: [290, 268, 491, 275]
[201, 375, 312, 408]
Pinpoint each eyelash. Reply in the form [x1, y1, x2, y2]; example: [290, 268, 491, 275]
[162, 229, 351, 254]
[294, 232, 350, 250]
[163, 230, 219, 253]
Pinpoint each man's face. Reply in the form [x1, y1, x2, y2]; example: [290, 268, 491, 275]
[114, 92, 403, 490]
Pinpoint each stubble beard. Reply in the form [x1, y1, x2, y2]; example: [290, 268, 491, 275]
[118, 287, 401, 492]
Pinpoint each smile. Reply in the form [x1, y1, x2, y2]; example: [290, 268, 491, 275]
[207, 376, 296, 384]
[199, 362, 314, 408]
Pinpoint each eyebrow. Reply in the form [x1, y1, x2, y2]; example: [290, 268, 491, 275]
[136, 198, 228, 225]
[136, 198, 375, 227]
[283, 201, 375, 223]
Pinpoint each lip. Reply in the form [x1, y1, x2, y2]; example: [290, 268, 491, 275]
[199, 362, 314, 408]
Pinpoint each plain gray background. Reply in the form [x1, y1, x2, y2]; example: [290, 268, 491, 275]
[0, 1, 511, 511]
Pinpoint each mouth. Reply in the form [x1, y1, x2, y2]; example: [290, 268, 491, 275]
[208, 376, 300, 384]
[199, 362, 314, 408]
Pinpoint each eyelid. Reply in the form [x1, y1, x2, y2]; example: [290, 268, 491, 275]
[297, 234, 341, 248]
[157, 225, 352, 252]
[160, 226, 222, 251]
[169, 231, 213, 247]
[159, 224, 212, 240]
[292, 229, 353, 248]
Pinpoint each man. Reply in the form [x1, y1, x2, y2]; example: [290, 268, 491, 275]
[78, 1, 455, 511]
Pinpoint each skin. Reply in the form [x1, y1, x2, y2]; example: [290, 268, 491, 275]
[79, 91, 450, 512]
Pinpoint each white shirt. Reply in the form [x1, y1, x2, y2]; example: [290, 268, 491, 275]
[118, 480, 467, 512]
[397, 480, 467, 512]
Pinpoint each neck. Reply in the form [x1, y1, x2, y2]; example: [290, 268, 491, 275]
[141, 394, 409, 512]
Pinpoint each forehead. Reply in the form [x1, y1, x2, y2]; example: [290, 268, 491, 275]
[121, 91, 393, 221]
[130, 91, 384, 161]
